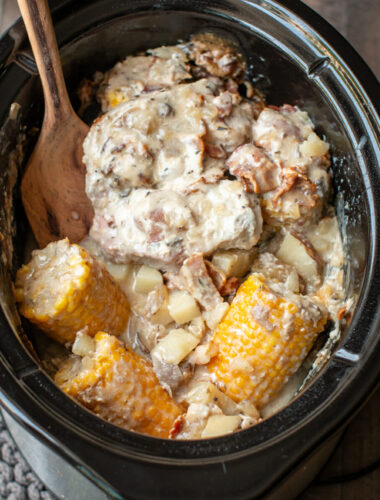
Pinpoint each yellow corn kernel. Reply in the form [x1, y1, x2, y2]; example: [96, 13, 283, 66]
[14, 239, 129, 344]
[208, 274, 326, 409]
[107, 90, 129, 108]
[55, 332, 183, 438]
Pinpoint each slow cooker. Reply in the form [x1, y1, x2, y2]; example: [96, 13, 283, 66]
[0, 1, 379, 498]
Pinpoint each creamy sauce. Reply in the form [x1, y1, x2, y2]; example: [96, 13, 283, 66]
[46, 35, 351, 438]
[84, 78, 262, 267]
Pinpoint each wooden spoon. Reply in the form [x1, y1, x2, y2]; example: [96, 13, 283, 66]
[18, 0, 94, 248]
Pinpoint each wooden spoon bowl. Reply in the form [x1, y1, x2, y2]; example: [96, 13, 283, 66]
[18, 0, 93, 248]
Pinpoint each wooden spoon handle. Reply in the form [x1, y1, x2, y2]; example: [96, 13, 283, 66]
[17, 0, 73, 123]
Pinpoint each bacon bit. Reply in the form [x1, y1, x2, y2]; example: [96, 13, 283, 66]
[110, 143, 126, 154]
[143, 84, 166, 93]
[227, 144, 279, 194]
[214, 91, 234, 118]
[337, 306, 347, 320]
[169, 414, 185, 439]
[205, 260, 226, 290]
[189, 33, 245, 80]
[281, 104, 297, 112]
[220, 277, 241, 298]
[267, 104, 281, 111]
[225, 78, 239, 94]
[180, 254, 223, 310]
[138, 173, 151, 187]
[77, 78, 96, 115]
[271, 166, 315, 206]
[205, 143, 226, 159]
[103, 215, 116, 228]
[92, 115, 104, 126]
[150, 209, 165, 223]
[148, 225, 163, 243]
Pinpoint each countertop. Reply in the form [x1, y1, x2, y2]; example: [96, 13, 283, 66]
[0, 1, 378, 499]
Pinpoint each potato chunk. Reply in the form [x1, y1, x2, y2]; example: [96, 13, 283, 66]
[105, 262, 131, 283]
[185, 382, 238, 415]
[277, 232, 321, 288]
[201, 415, 241, 438]
[134, 265, 163, 293]
[212, 250, 253, 278]
[299, 132, 329, 157]
[152, 328, 199, 364]
[168, 290, 201, 324]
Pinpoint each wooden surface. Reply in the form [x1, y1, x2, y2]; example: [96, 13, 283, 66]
[0, 1, 379, 499]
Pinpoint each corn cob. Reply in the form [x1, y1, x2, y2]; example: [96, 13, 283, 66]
[207, 273, 326, 408]
[55, 332, 183, 438]
[14, 239, 129, 344]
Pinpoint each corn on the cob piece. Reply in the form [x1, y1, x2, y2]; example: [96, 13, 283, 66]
[55, 332, 183, 438]
[207, 273, 326, 408]
[14, 239, 129, 344]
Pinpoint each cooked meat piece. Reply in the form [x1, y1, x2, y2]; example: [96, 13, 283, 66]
[98, 46, 192, 112]
[84, 80, 262, 266]
[151, 354, 184, 393]
[180, 254, 223, 310]
[219, 277, 241, 299]
[227, 143, 280, 193]
[204, 260, 226, 291]
[185, 181, 263, 257]
[89, 190, 191, 267]
[164, 271, 186, 291]
[251, 252, 301, 294]
[128, 312, 167, 353]
[186, 33, 246, 80]
[252, 106, 329, 171]
[251, 106, 331, 226]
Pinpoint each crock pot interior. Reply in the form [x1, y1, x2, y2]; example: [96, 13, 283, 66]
[0, 2, 378, 497]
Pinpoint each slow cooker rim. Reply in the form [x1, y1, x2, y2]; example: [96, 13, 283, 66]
[0, 0, 379, 471]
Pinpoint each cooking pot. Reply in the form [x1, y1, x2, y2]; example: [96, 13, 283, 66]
[0, 1, 379, 499]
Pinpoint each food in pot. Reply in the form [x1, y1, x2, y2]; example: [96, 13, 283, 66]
[56, 331, 183, 438]
[14, 239, 129, 344]
[15, 33, 349, 439]
[208, 270, 327, 408]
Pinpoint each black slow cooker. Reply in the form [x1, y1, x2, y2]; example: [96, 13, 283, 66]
[0, 1, 379, 499]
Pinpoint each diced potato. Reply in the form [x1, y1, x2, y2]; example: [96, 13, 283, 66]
[151, 328, 199, 364]
[134, 265, 163, 293]
[307, 217, 344, 267]
[105, 262, 131, 283]
[277, 232, 320, 286]
[72, 332, 95, 357]
[168, 290, 201, 325]
[202, 302, 229, 330]
[185, 382, 238, 415]
[299, 132, 329, 157]
[212, 250, 253, 278]
[201, 415, 241, 438]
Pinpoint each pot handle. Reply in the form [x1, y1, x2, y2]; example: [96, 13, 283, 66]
[0, 19, 38, 75]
